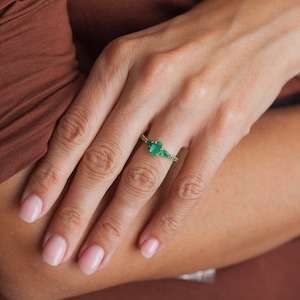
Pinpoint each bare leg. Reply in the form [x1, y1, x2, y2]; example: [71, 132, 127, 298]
[0, 106, 300, 300]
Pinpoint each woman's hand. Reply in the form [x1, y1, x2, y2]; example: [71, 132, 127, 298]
[19, 0, 300, 274]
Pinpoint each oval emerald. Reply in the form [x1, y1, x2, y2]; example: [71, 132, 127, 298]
[149, 141, 163, 156]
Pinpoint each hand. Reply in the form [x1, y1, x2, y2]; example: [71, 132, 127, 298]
[20, 0, 300, 274]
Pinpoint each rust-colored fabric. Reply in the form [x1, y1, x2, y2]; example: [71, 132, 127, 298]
[0, 0, 84, 183]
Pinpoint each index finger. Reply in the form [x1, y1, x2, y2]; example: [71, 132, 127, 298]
[19, 44, 130, 222]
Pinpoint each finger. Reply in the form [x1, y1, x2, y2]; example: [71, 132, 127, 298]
[19, 40, 132, 223]
[139, 111, 248, 258]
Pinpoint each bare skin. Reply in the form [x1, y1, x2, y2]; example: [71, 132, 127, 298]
[1, 106, 300, 300]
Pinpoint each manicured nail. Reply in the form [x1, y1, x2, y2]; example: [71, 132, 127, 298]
[140, 238, 160, 259]
[78, 245, 105, 275]
[19, 194, 42, 223]
[42, 235, 67, 267]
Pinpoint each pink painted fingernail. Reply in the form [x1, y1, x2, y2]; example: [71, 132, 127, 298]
[42, 235, 67, 267]
[140, 238, 160, 259]
[78, 245, 105, 275]
[19, 194, 42, 223]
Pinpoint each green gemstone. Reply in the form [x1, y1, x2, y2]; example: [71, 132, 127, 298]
[149, 141, 163, 156]
[161, 150, 170, 158]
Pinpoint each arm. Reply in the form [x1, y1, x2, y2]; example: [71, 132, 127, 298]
[1, 106, 300, 300]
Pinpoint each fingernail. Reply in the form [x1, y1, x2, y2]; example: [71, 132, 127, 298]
[140, 238, 160, 259]
[78, 245, 105, 275]
[42, 235, 67, 267]
[19, 195, 42, 223]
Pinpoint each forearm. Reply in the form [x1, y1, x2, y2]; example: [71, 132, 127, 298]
[1, 106, 300, 300]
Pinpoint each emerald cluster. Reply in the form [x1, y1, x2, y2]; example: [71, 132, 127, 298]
[146, 139, 178, 161]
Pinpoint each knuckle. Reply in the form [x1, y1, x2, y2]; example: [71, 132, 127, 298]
[103, 36, 134, 65]
[31, 161, 63, 189]
[178, 61, 220, 111]
[141, 52, 177, 83]
[95, 36, 138, 82]
[179, 77, 212, 110]
[215, 103, 250, 141]
[55, 110, 91, 148]
[56, 205, 87, 228]
[220, 106, 244, 128]
[174, 175, 205, 201]
[159, 214, 181, 234]
[97, 218, 123, 242]
[123, 164, 160, 195]
[81, 144, 118, 181]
